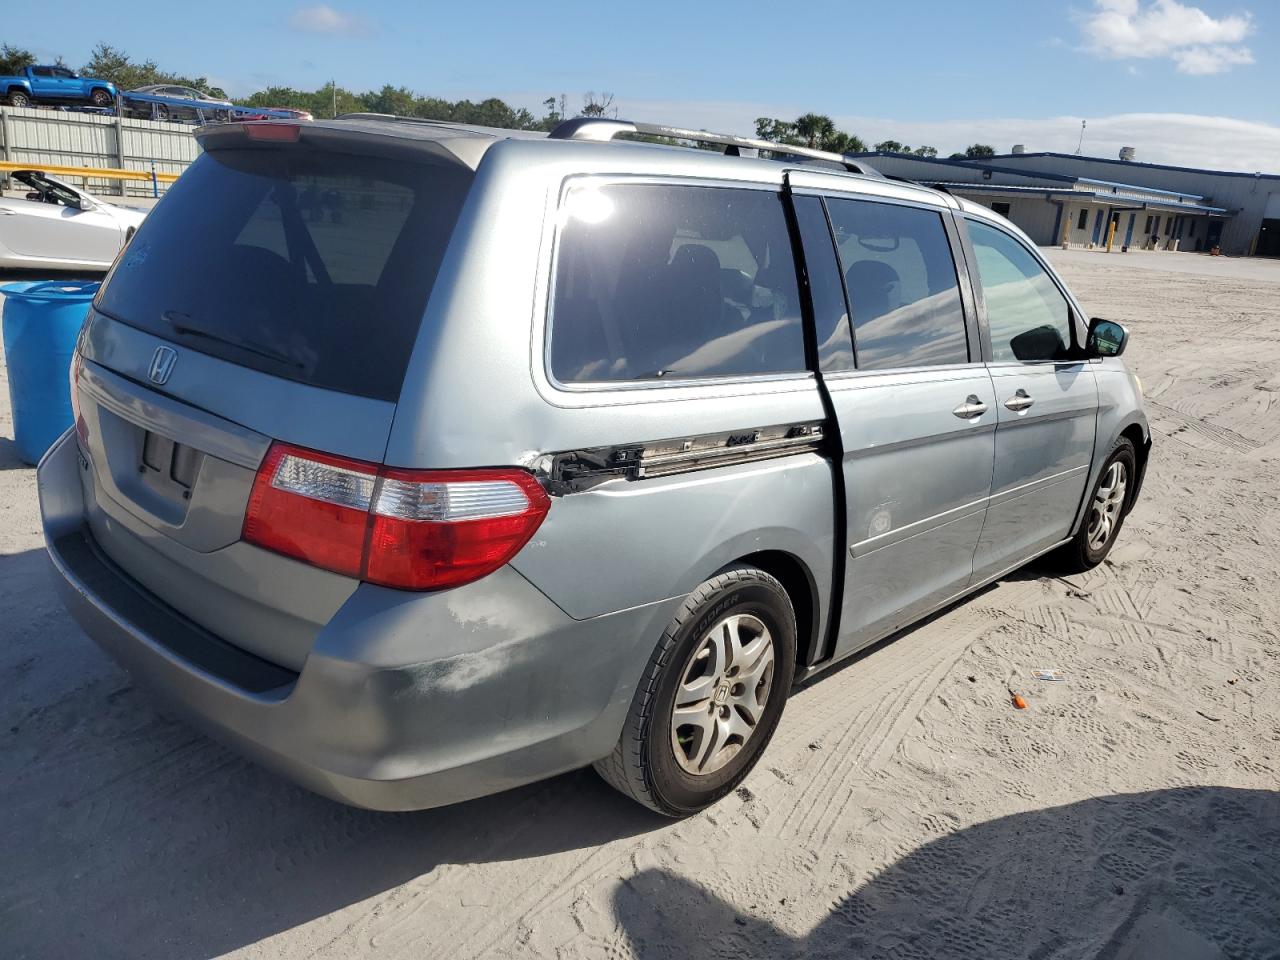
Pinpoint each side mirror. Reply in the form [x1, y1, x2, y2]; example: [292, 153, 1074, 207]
[1087, 318, 1129, 358]
[77, 196, 95, 212]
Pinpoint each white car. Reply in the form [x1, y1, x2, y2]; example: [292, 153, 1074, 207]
[0, 170, 148, 271]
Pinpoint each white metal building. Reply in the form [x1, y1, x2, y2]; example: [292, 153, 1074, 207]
[854, 150, 1279, 257]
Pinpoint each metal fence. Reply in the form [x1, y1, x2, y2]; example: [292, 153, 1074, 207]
[0, 105, 198, 198]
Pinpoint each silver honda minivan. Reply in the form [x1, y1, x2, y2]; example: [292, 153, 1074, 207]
[38, 115, 1149, 816]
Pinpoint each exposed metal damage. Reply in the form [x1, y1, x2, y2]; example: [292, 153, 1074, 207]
[541, 422, 826, 495]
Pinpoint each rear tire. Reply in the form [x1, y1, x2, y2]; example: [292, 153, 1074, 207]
[1051, 437, 1137, 573]
[595, 564, 796, 817]
[8, 90, 31, 108]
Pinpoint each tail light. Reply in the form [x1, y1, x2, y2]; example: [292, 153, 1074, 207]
[243, 442, 550, 591]
[70, 353, 89, 447]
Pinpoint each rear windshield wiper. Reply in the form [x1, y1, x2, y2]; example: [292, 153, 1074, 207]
[166, 316, 305, 371]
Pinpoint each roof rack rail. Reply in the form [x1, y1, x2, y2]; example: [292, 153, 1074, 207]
[878, 172, 949, 196]
[548, 117, 883, 177]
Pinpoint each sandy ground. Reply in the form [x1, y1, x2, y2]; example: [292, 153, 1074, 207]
[1, 253, 1278, 959]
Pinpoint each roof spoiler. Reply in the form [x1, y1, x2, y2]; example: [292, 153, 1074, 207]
[194, 120, 490, 169]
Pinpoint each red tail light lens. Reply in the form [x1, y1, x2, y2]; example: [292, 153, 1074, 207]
[243, 445, 375, 579]
[242, 443, 550, 591]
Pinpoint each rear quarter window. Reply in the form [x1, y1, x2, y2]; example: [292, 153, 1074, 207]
[95, 148, 471, 401]
[548, 182, 806, 385]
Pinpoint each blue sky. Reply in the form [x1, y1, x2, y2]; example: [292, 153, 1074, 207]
[18, 0, 1280, 170]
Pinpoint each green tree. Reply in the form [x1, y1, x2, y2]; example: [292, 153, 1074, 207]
[874, 139, 906, 153]
[794, 112, 835, 149]
[823, 130, 866, 154]
[962, 143, 996, 159]
[754, 117, 801, 145]
[757, 114, 864, 154]
[912, 145, 938, 158]
[363, 84, 418, 117]
[247, 84, 574, 132]
[243, 86, 313, 109]
[580, 91, 615, 118]
[0, 42, 36, 75]
[80, 43, 226, 98]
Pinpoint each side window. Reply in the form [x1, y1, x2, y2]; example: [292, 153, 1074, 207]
[32, 67, 53, 77]
[825, 198, 969, 370]
[792, 195, 854, 373]
[967, 219, 1074, 363]
[549, 183, 805, 384]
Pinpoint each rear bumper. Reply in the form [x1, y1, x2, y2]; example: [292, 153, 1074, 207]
[38, 431, 677, 810]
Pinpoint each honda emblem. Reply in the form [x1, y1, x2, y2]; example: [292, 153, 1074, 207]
[148, 346, 177, 385]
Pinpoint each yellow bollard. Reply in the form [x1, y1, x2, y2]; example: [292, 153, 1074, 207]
[1105, 218, 1118, 253]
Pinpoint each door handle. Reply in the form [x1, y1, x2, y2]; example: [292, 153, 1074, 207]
[1005, 389, 1035, 412]
[952, 395, 988, 419]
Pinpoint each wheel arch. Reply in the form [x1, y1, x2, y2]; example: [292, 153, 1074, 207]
[720, 549, 821, 677]
[1119, 421, 1150, 512]
[1071, 412, 1150, 537]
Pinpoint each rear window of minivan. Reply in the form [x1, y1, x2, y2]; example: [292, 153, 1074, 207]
[95, 148, 472, 401]
[549, 182, 806, 384]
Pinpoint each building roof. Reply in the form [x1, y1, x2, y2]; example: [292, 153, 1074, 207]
[934, 181, 1230, 215]
[849, 150, 1078, 182]
[856, 151, 1228, 209]
[982, 151, 1280, 182]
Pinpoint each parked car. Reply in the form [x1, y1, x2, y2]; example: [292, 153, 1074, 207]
[0, 170, 146, 270]
[126, 84, 233, 121]
[38, 116, 1150, 816]
[0, 65, 116, 108]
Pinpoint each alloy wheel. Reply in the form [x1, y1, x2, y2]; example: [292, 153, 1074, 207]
[670, 613, 776, 775]
[1088, 460, 1128, 551]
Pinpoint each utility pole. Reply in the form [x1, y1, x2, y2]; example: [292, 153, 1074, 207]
[1075, 120, 1086, 155]
[332, 80, 337, 119]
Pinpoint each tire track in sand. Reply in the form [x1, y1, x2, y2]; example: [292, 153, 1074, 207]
[770, 579, 1041, 843]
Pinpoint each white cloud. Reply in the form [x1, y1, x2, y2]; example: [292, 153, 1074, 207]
[1078, 0, 1254, 74]
[1172, 43, 1255, 74]
[288, 4, 370, 35]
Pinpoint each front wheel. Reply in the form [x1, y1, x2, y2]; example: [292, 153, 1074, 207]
[90, 88, 112, 108]
[595, 564, 796, 816]
[8, 90, 32, 108]
[1052, 437, 1137, 573]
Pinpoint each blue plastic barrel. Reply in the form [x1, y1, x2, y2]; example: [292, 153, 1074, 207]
[1, 280, 100, 465]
